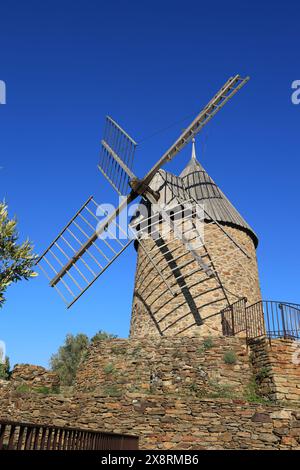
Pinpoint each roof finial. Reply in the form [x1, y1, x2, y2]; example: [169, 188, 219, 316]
[191, 137, 196, 161]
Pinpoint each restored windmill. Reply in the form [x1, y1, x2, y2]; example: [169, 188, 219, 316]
[37, 75, 262, 337]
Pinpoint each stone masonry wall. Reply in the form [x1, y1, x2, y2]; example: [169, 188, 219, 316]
[130, 223, 262, 338]
[250, 338, 300, 402]
[0, 383, 74, 428]
[0, 382, 300, 449]
[0, 337, 299, 449]
[0, 337, 300, 449]
[10, 364, 60, 390]
[72, 394, 300, 450]
[75, 337, 252, 398]
[73, 337, 299, 449]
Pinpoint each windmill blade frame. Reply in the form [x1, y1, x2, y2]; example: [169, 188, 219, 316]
[138, 74, 249, 190]
[99, 116, 137, 195]
[36, 195, 134, 308]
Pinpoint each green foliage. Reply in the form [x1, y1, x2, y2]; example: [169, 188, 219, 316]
[111, 346, 127, 355]
[50, 333, 89, 386]
[207, 380, 236, 399]
[103, 363, 115, 374]
[198, 337, 214, 353]
[243, 368, 272, 404]
[50, 330, 118, 386]
[203, 337, 214, 349]
[14, 384, 59, 395]
[223, 350, 237, 365]
[131, 345, 142, 357]
[0, 356, 10, 380]
[15, 383, 31, 394]
[243, 378, 270, 404]
[256, 367, 269, 382]
[34, 385, 59, 395]
[187, 381, 236, 400]
[0, 202, 37, 308]
[188, 382, 206, 398]
[50, 385, 60, 394]
[90, 330, 118, 344]
[104, 385, 122, 397]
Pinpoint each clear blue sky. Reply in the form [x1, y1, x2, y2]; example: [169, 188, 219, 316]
[0, 0, 299, 368]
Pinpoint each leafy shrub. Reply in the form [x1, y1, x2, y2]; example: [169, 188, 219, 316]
[90, 330, 118, 344]
[34, 386, 60, 395]
[103, 363, 115, 374]
[243, 379, 270, 404]
[256, 367, 269, 382]
[202, 337, 214, 350]
[104, 385, 122, 397]
[0, 356, 11, 380]
[223, 350, 237, 365]
[207, 380, 235, 399]
[198, 337, 214, 353]
[15, 383, 31, 394]
[50, 333, 89, 386]
[0, 202, 37, 308]
[50, 330, 117, 385]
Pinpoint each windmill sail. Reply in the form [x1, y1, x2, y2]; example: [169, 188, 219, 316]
[37, 196, 133, 308]
[141, 75, 249, 186]
[99, 116, 137, 195]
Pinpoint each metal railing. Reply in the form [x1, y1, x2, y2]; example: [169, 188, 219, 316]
[0, 420, 139, 450]
[221, 297, 247, 336]
[246, 300, 300, 341]
[221, 298, 300, 343]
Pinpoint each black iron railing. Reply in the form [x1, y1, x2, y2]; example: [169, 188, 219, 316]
[0, 420, 139, 450]
[246, 300, 300, 341]
[221, 298, 300, 342]
[221, 297, 247, 336]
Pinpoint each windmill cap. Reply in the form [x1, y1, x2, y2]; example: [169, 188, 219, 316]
[178, 140, 258, 246]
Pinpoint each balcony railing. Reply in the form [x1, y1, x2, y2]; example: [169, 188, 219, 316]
[0, 420, 139, 450]
[246, 300, 300, 341]
[221, 299, 300, 343]
[221, 297, 247, 336]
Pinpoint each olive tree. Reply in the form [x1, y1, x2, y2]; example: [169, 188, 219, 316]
[0, 202, 37, 307]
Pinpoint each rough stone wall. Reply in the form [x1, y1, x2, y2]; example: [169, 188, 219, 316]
[250, 338, 300, 402]
[10, 364, 60, 390]
[130, 223, 261, 337]
[1, 384, 300, 450]
[0, 384, 74, 428]
[72, 394, 300, 450]
[0, 337, 300, 450]
[75, 337, 251, 397]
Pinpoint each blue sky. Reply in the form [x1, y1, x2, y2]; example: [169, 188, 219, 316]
[0, 0, 299, 367]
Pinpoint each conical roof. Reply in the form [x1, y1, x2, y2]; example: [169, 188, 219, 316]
[179, 140, 258, 246]
[133, 140, 258, 248]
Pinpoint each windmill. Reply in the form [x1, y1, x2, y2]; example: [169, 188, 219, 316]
[37, 74, 262, 337]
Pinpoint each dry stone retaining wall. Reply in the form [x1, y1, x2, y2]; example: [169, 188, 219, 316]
[250, 338, 300, 402]
[0, 383, 299, 450]
[75, 337, 252, 398]
[0, 337, 299, 449]
[10, 364, 60, 390]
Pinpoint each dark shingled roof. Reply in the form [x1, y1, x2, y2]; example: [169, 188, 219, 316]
[178, 144, 258, 247]
[134, 141, 258, 248]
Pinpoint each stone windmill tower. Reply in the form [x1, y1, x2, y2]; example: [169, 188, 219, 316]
[37, 74, 263, 338]
[130, 139, 261, 338]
